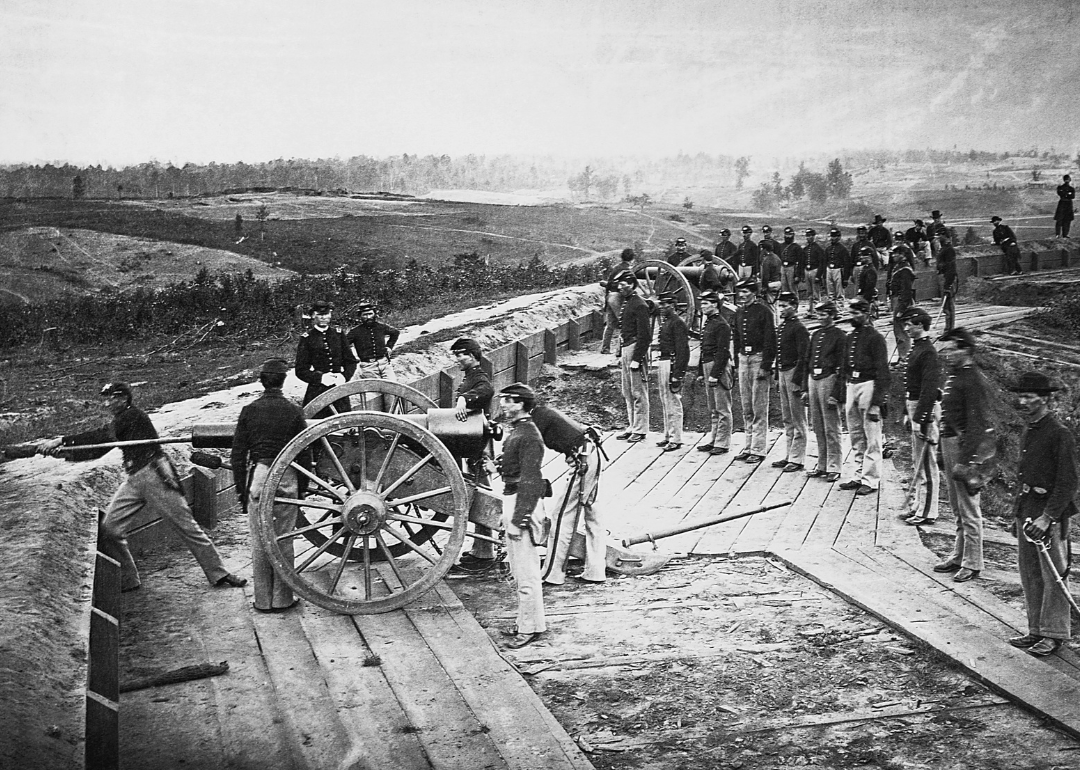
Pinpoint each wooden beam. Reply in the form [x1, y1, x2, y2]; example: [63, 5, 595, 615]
[544, 329, 558, 365]
[567, 318, 581, 351]
[438, 369, 456, 409]
[514, 340, 530, 384]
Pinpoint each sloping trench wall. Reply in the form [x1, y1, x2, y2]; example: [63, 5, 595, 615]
[0, 284, 603, 770]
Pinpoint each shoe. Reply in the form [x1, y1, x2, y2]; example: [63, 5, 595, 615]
[459, 553, 495, 566]
[744, 454, 763, 464]
[710, 447, 729, 455]
[657, 439, 671, 447]
[771, 459, 789, 468]
[806, 469, 827, 478]
[898, 511, 916, 521]
[1008, 634, 1041, 649]
[504, 632, 541, 650]
[824, 472, 841, 482]
[254, 600, 299, 613]
[906, 516, 936, 526]
[697, 444, 714, 452]
[216, 574, 248, 588]
[856, 484, 876, 496]
[1026, 638, 1062, 657]
[953, 568, 980, 583]
[122, 584, 142, 594]
[663, 443, 682, 452]
[615, 432, 632, 441]
[499, 625, 522, 637]
[734, 452, 751, 461]
[627, 433, 646, 443]
[570, 575, 605, 584]
[782, 463, 804, 473]
[839, 480, 861, 490]
[933, 561, 961, 573]
[600, 347, 611, 355]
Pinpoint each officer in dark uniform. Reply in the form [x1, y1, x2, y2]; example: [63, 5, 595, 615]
[803, 300, 847, 481]
[936, 233, 958, 332]
[1055, 175, 1074, 238]
[991, 216, 1023, 276]
[823, 228, 850, 301]
[803, 229, 825, 314]
[734, 225, 760, 280]
[779, 226, 805, 297]
[294, 300, 357, 417]
[927, 210, 949, 258]
[232, 358, 307, 612]
[897, 308, 941, 526]
[714, 228, 738, 268]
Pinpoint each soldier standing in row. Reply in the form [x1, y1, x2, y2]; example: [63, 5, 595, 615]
[600, 249, 636, 355]
[714, 228, 737, 268]
[855, 248, 878, 305]
[936, 233, 958, 332]
[734, 225, 759, 281]
[839, 298, 889, 496]
[823, 228, 849, 302]
[991, 216, 1023, 276]
[803, 229, 825, 315]
[759, 225, 780, 258]
[779, 226, 805, 297]
[615, 273, 651, 443]
[759, 241, 783, 324]
[655, 292, 690, 451]
[231, 358, 307, 612]
[772, 292, 810, 472]
[733, 279, 775, 464]
[295, 299, 357, 417]
[667, 237, 691, 266]
[932, 328, 996, 584]
[804, 301, 847, 482]
[898, 308, 941, 527]
[347, 300, 400, 410]
[888, 247, 917, 365]
[696, 291, 733, 456]
[1007, 371, 1077, 658]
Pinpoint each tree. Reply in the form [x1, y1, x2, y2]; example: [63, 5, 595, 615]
[825, 159, 852, 199]
[804, 172, 829, 203]
[771, 171, 783, 198]
[72, 175, 85, 200]
[734, 157, 750, 190]
[751, 183, 775, 212]
[568, 166, 594, 199]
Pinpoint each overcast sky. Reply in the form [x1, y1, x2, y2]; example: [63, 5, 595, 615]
[2, 0, 1077, 167]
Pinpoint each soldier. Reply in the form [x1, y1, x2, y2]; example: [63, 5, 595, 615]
[449, 337, 498, 569]
[667, 236, 691, 266]
[772, 292, 810, 472]
[1055, 174, 1074, 239]
[823, 227, 850, 302]
[36, 383, 246, 593]
[932, 328, 996, 583]
[600, 249, 637, 355]
[897, 308, 941, 527]
[888, 247, 917, 364]
[1007, 371, 1077, 657]
[803, 301, 847, 482]
[851, 225, 876, 272]
[936, 232, 958, 332]
[733, 225, 760, 280]
[534, 403, 608, 586]
[927, 210, 949, 259]
[696, 291, 733, 456]
[231, 358, 307, 612]
[759, 224, 780, 259]
[295, 299, 357, 417]
[759, 241, 783, 324]
[855, 247, 878, 305]
[655, 292, 690, 451]
[868, 214, 892, 255]
[733, 278, 776, 464]
[494, 383, 548, 650]
[698, 249, 737, 297]
[346, 300, 400, 410]
[714, 228, 737, 268]
[614, 272, 651, 443]
[779, 226, 805, 298]
[839, 298, 889, 496]
[906, 219, 930, 267]
[991, 216, 1023, 276]
[803, 228, 825, 315]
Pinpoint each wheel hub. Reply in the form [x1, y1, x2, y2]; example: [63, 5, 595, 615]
[341, 491, 386, 535]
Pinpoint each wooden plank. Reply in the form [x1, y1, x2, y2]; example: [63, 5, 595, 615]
[184, 466, 217, 529]
[567, 318, 581, 351]
[86, 545, 120, 770]
[732, 447, 813, 554]
[769, 436, 852, 554]
[438, 370, 456, 409]
[544, 329, 558, 365]
[514, 341, 530, 384]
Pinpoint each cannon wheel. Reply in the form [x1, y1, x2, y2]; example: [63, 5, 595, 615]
[300, 379, 444, 562]
[634, 259, 698, 332]
[258, 411, 469, 614]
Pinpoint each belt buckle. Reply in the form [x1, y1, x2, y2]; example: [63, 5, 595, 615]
[852, 371, 861, 378]
[744, 347, 752, 354]
[813, 368, 823, 376]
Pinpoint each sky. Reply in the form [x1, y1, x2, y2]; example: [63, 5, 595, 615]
[1, 0, 1078, 167]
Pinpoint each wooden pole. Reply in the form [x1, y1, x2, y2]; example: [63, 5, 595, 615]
[621, 500, 792, 547]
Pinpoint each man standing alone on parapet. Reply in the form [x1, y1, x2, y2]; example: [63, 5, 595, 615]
[295, 300, 357, 417]
[614, 273, 651, 443]
[839, 298, 889, 497]
[346, 299, 400, 383]
[804, 301, 847, 482]
[696, 291, 733, 457]
[37, 383, 246, 593]
[991, 216, 1023, 276]
[733, 279, 776, 464]
[232, 358, 307, 612]
[772, 292, 809, 473]
[600, 249, 637, 355]
[1007, 371, 1077, 658]
[1055, 174, 1074, 239]
[655, 292, 690, 452]
[932, 328, 996, 584]
[898, 308, 941, 527]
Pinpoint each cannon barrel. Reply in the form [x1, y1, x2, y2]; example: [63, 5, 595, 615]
[621, 500, 792, 547]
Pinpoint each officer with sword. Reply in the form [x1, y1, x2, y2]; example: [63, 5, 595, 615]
[1008, 371, 1078, 658]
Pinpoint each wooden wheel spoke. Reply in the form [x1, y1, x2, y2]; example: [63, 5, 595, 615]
[362, 536, 372, 599]
[281, 515, 345, 540]
[320, 435, 357, 493]
[380, 525, 439, 566]
[385, 512, 455, 531]
[386, 485, 452, 507]
[357, 430, 368, 491]
[373, 432, 401, 491]
[328, 534, 356, 594]
[380, 452, 434, 497]
[296, 527, 349, 573]
[374, 531, 405, 586]
[291, 461, 347, 502]
[275, 496, 338, 512]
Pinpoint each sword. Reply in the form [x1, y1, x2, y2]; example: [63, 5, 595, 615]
[1022, 519, 1080, 616]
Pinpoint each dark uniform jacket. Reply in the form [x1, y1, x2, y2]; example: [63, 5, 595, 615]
[760, 252, 782, 289]
[804, 241, 825, 273]
[941, 364, 995, 465]
[1056, 182, 1075, 223]
[620, 293, 652, 365]
[775, 316, 810, 390]
[714, 241, 738, 268]
[808, 325, 847, 377]
[699, 313, 731, 381]
[666, 248, 691, 266]
[824, 241, 851, 283]
[888, 264, 916, 311]
[904, 337, 940, 425]
[991, 223, 1018, 250]
[657, 315, 690, 380]
[733, 239, 760, 275]
[868, 225, 892, 251]
[851, 237, 878, 268]
[779, 241, 806, 280]
[905, 227, 928, 251]
[1016, 413, 1078, 522]
[927, 220, 949, 241]
[456, 365, 494, 414]
[857, 265, 878, 302]
[604, 262, 634, 291]
[733, 302, 776, 372]
[295, 326, 358, 406]
[841, 324, 889, 408]
[231, 389, 307, 493]
[346, 320, 400, 362]
[500, 415, 546, 528]
[936, 244, 957, 285]
[531, 405, 586, 457]
[62, 404, 162, 475]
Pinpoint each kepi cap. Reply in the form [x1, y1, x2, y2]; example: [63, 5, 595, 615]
[450, 337, 482, 360]
[499, 382, 536, 405]
[776, 291, 798, 304]
[741, 225, 753, 234]
[805, 228, 817, 237]
[310, 299, 333, 313]
[829, 228, 842, 237]
[658, 291, 679, 305]
[718, 228, 731, 237]
[100, 382, 132, 398]
[848, 298, 871, 313]
[815, 300, 839, 315]
[898, 307, 931, 327]
[699, 291, 721, 305]
[260, 357, 290, 375]
[735, 278, 759, 292]
[783, 226, 794, 235]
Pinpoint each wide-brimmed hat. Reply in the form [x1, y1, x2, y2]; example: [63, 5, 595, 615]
[1007, 371, 1061, 394]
